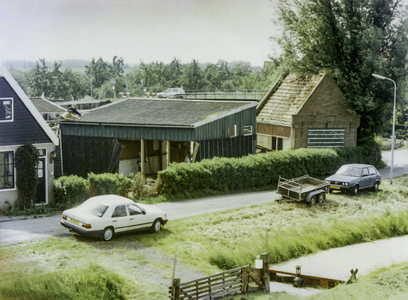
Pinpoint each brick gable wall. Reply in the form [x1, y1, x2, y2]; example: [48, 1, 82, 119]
[292, 75, 360, 149]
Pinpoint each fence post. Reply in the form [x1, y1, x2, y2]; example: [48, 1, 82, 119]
[260, 253, 270, 293]
[173, 277, 180, 300]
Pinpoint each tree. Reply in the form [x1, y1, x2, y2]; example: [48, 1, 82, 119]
[274, 0, 408, 140]
[111, 56, 125, 78]
[63, 68, 88, 100]
[84, 57, 112, 89]
[166, 57, 183, 87]
[8, 66, 30, 94]
[181, 59, 205, 90]
[27, 58, 50, 97]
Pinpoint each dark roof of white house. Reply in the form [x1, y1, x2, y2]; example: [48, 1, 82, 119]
[61, 98, 257, 128]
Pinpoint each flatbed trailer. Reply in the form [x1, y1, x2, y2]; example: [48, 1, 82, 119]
[277, 174, 330, 206]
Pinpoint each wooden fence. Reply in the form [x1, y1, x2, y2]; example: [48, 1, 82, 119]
[169, 254, 270, 300]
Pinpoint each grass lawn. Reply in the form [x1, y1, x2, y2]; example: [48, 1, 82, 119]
[1, 176, 408, 299]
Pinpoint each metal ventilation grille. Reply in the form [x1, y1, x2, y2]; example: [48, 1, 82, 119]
[307, 129, 345, 148]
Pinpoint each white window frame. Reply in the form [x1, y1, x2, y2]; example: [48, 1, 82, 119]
[35, 148, 48, 205]
[271, 136, 283, 151]
[244, 125, 253, 136]
[0, 98, 14, 122]
[0, 150, 16, 191]
[228, 125, 237, 138]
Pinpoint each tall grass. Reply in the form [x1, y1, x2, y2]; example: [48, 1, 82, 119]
[209, 210, 408, 269]
[0, 238, 168, 300]
[140, 177, 408, 272]
[0, 264, 128, 300]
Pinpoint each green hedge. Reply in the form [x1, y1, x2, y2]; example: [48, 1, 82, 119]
[158, 144, 383, 195]
[87, 173, 132, 198]
[54, 175, 88, 204]
[54, 173, 133, 206]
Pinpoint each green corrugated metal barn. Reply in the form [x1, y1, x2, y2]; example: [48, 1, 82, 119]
[60, 98, 257, 177]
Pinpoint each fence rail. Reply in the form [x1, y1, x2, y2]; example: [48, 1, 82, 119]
[184, 89, 267, 101]
[170, 253, 270, 300]
[171, 266, 243, 300]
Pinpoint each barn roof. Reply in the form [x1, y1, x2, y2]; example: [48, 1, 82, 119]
[30, 97, 66, 113]
[61, 98, 257, 128]
[257, 73, 325, 125]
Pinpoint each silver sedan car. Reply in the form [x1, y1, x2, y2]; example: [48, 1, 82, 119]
[325, 164, 381, 195]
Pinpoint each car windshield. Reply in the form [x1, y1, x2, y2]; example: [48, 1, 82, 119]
[80, 202, 109, 217]
[336, 166, 362, 177]
[165, 89, 171, 93]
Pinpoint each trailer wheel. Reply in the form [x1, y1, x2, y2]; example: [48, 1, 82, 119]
[309, 195, 316, 206]
[317, 192, 326, 203]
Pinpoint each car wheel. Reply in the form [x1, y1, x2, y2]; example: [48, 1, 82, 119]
[317, 192, 325, 203]
[329, 188, 333, 193]
[351, 185, 359, 195]
[309, 195, 316, 206]
[158, 95, 163, 99]
[101, 227, 114, 241]
[151, 219, 162, 233]
[372, 182, 379, 192]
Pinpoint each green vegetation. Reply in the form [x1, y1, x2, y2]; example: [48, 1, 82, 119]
[140, 178, 408, 272]
[87, 172, 133, 198]
[273, 0, 408, 140]
[54, 175, 88, 205]
[1, 177, 408, 299]
[10, 57, 271, 101]
[159, 143, 383, 197]
[0, 265, 129, 300]
[15, 145, 39, 210]
[0, 239, 165, 299]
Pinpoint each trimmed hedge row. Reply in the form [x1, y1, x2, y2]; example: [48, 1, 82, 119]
[158, 142, 383, 195]
[54, 173, 140, 205]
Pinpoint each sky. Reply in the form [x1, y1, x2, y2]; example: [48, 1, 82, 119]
[0, 0, 280, 67]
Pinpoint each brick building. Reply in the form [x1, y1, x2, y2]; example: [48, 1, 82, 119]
[256, 71, 360, 150]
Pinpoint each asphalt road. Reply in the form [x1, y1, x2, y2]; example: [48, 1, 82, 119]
[1, 149, 407, 246]
[0, 190, 281, 245]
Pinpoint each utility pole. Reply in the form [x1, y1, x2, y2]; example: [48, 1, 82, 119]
[90, 65, 93, 99]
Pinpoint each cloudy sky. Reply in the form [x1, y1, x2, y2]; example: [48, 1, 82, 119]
[0, 0, 279, 67]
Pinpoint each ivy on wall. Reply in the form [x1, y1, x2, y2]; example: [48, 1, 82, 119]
[15, 144, 38, 209]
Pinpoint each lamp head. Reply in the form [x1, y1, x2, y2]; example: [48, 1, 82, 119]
[372, 73, 386, 80]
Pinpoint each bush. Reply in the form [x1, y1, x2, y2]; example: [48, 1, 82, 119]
[15, 145, 38, 209]
[54, 175, 88, 205]
[158, 143, 383, 196]
[87, 173, 132, 198]
[129, 173, 161, 200]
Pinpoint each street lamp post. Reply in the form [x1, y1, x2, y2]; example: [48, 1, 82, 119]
[372, 73, 396, 184]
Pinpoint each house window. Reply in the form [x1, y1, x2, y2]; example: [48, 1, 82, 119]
[228, 125, 237, 138]
[244, 126, 252, 136]
[0, 98, 13, 121]
[308, 129, 345, 148]
[0, 152, 14, 189]
[272, 136, 283, 151]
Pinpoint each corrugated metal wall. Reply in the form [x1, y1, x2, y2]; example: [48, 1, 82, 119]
[195, 134, 256, 161]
